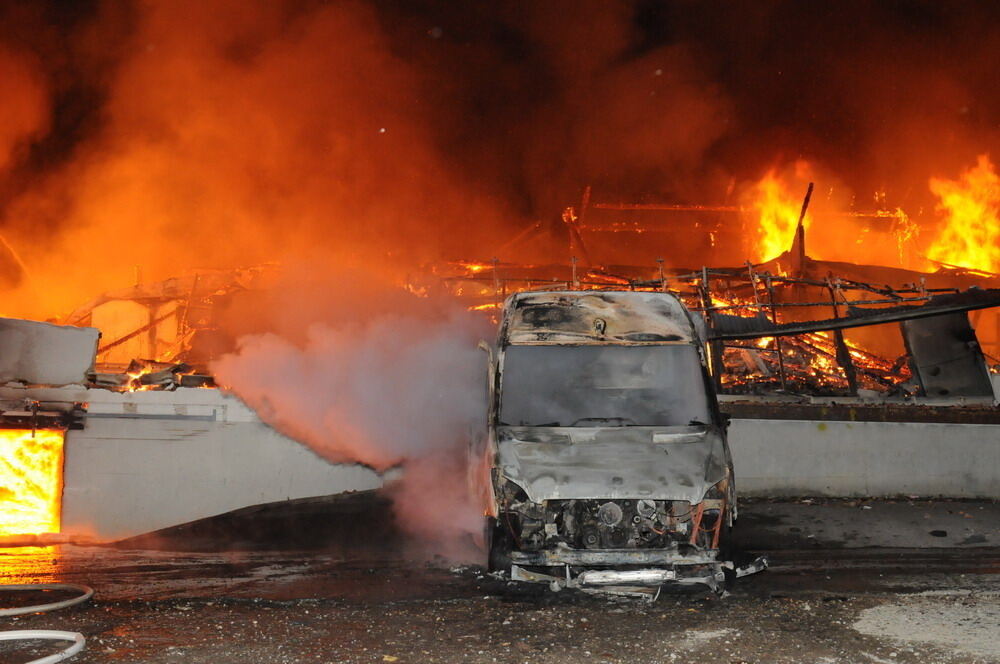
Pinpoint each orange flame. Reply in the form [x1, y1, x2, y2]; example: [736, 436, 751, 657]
[460, 262, 492, 274]
[126, 365, 154, 392]
[0, 430, 64, 537]
[746, 170, 810, 263]
[927, 155, 1000, 273]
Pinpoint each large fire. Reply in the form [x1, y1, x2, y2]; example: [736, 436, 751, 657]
[927, 155, 1000, 274]
[0, 430, 65, 537]
[741, 156, 998, 278]
[746, 169, 811, 263]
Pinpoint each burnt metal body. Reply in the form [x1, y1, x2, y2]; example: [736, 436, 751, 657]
[477, 291, 746, 595]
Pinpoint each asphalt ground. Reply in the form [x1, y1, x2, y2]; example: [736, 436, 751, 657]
[0, 497, 995, 664]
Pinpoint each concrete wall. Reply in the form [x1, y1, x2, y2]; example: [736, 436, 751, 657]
[52, 386, 1000, 539]
[62, 388, 381, 539]
[730, 418, 1000, 498]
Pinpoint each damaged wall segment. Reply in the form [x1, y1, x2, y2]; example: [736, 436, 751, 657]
[0, 318, 99, 386]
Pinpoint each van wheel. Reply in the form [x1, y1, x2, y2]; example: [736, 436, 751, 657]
[486, 517, 513, 573]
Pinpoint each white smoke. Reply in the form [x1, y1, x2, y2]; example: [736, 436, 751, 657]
[212, 298, 491, 558]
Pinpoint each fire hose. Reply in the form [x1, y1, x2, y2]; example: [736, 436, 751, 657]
[0, 583, 93, 663]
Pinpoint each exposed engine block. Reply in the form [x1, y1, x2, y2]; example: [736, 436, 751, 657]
[507, 498, 703, 551]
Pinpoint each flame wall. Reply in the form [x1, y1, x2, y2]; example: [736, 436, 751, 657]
[0, 1, 998, 323]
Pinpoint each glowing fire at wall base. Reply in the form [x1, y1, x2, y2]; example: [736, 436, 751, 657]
[0, 430, 64, 537]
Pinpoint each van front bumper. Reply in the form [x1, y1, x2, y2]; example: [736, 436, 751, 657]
[510, 546, 719, 567]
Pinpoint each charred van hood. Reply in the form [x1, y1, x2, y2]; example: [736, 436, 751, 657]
[496, 425, 728, 504]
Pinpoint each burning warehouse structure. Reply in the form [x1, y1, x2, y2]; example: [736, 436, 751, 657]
[428, 176, 1000, 399]
[0, 172, 994, 543]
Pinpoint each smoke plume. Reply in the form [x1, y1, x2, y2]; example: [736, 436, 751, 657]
[0, 48, 47, 173]
[211, 278, 491, 556]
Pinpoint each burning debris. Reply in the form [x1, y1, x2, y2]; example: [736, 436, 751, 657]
[720, 331, 909, 395]
[425, 173, 1000, 400]
[431, 255, 1000, 398]
[90, 360, 215, 392]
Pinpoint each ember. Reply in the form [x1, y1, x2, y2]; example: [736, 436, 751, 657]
[721, 331, 910, 395]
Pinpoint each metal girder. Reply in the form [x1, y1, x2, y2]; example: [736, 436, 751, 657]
[708, 289, 1000, 341]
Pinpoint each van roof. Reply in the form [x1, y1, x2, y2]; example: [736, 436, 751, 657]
[500, 290, 703, 345]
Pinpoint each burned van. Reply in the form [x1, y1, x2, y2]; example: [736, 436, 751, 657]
[477, 290, 761, 594]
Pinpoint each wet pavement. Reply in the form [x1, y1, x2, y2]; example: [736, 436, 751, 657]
[0, 498, 995, 663]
